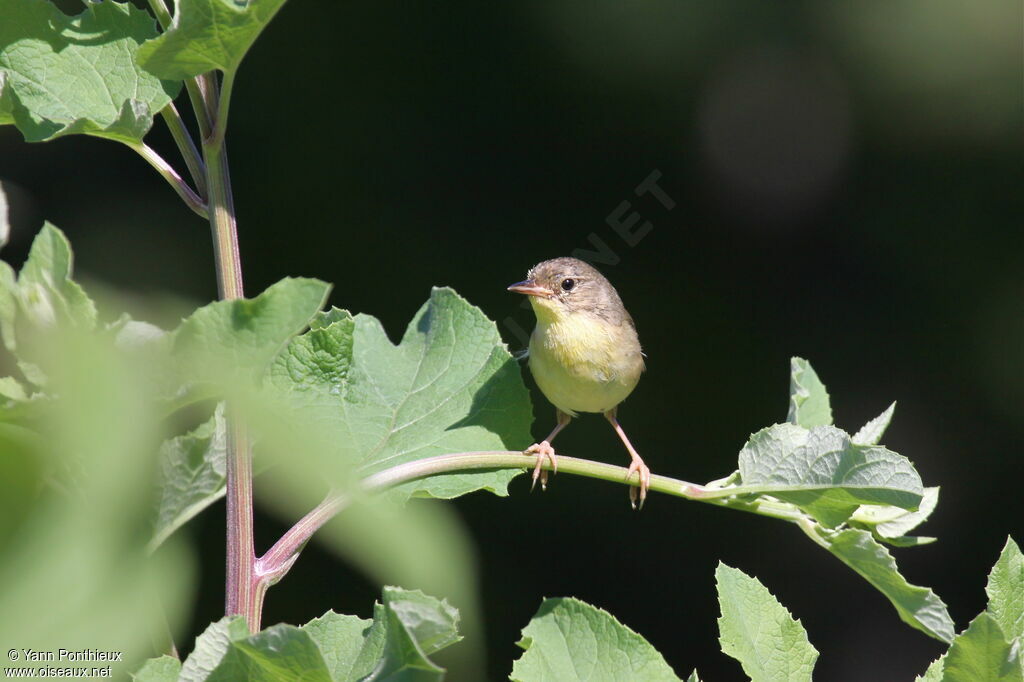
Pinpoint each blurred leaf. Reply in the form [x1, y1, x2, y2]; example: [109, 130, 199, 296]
[850, 487, 940, 546]
[852, 402, 896, 445]
[206, 624, 332, 682]
[716, 562, 817, 682]
[915, 655, 945, 682]
[268, 288, 531, 501]
[149, 405, 226, 551]
[172, 277, 329, 391]
[131, 655, 182, 682]
[511, 597, 681, 682]
[735, 423, 923, 527]
[942, 613, 1022, 682]
[16, 222, 97, 333]
[686, 672, 701, 682]
[985, 537, 1024, 642]
[0, 0, 179, 143]
[787, 357, 832, 428]
[818, 527, 954, 642]
[138, 0, 291, 80]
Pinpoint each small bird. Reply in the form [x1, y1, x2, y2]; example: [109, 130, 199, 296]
[508, 257, 651, 508]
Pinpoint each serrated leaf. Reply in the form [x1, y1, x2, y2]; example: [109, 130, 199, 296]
[820, 527, 954, 642]
[686, 672, 701, 682]
[787, 357, 832, 428]
[0, 0, 179, 143]
[131, 655, 181, 682]
[511, 597, 681, 682]
[986, 537, 1024, 642]
[915, 655, 945, 682]
[301, 611, 375, 682]
[173, 277, 330, 390]
[850, 487, 940, 544]
[942, 613, 1023, 682]
[179, 616, 251, 682]
[268, 288, 532, 501]
[206, 624, 333, 682]
[853, 401, 896, 445]
[148, 406, 226, 551]
[716, 563, 817, 682]
[735, 423, 923, 527]
[138, 0, 290, 79]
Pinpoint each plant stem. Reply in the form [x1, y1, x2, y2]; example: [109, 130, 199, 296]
[160, 103, 207, 199]
[129, 143, 207, 218]
[254, 451, 816, 615]
[200, 68, 253, 629]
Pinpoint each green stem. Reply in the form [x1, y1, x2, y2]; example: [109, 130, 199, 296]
[160, 103, 207, 199]
[199, 68, 251, 629]
[129, 143, 207, 218]
[255, 452, 815, 605]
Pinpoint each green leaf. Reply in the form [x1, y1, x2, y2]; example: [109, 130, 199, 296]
[715, 563, 818, 682]
[787, 357, 832, 428]
[736, 423, 923, 527]
[206, 624, 333, 682]
[300, 587, 462, 682]
[18, 223, 97, 333]
[850, 487, 940, 545]
[301, 611, 375, 682]
[686, 672, 701, 682]
[915, 655, 945, 682]
[942, 613, 1023, 682]
[131, 655, 182, 682]
[138, 0, 291, 79]
[986, 537, 1024, 641]
[173, 277, 330, 390]
[852, 401, 896, 445]
[179, 616, 251, 682]
[0, 0, 179, 143]
[268, 288, 532, 501]
[148, 406, 226, 551]
[511, 597, 681, 682]
[819, 527, 955, 642]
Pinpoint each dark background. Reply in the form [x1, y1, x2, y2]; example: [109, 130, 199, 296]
[2, 1, 1022, 679]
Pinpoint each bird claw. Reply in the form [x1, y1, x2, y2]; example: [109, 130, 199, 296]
[626, 458, 651, 510]
[525, 441, 558, 492]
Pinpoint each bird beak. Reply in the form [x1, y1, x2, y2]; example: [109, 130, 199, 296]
[507, 279, 553, 297]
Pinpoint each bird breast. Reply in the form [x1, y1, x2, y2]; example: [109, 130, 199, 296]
[528, 312, 644, 415]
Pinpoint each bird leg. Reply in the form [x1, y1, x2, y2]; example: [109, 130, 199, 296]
[604, 408, 651, 510]
[524, 409, 571, 491]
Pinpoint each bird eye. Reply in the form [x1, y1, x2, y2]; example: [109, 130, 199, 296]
[561, 278, 575, 291]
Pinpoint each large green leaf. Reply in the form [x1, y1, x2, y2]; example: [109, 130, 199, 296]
[787, 357, 832, 428]
[268, 288, 532, 501]
[735, 422, 923, 527]
[145, 587, 461, 682]
[716, 563, 818, 682]
[942, 613, 1023, 682]
[206, 625, 333, 682]
[511, 597, 681, 682]
[172, 277, 330, 390]
[138, 0, 290, 79]
[986, 536, 1024, 642]
[0, 0, 179, 143]
[819, 527, 954, 642]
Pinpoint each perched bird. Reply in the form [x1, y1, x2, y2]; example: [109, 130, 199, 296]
[508, 257, 651, 508]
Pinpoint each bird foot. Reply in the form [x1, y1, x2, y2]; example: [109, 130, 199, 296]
[524, 441, 559, 491]
[626, 458, 651, 510]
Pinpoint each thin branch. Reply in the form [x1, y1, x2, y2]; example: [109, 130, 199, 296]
[128, 142, 207, 218]
[145, 0, 172, 30]
[257, 451, 814, 584]
[160, 103, 207, 198]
